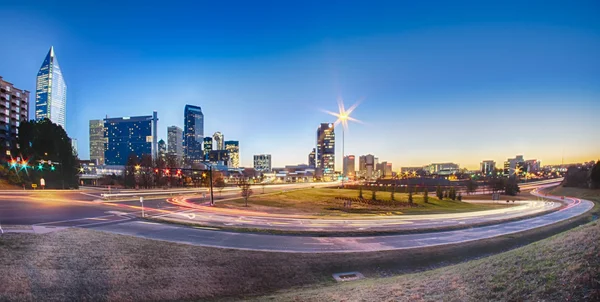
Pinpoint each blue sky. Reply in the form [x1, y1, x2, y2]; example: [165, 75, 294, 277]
[1, 0, 599, 169]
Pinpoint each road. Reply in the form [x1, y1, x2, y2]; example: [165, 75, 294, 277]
[2, 178, 590, 253]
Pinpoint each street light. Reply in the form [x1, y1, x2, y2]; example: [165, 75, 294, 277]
[324, 98, 362, 186]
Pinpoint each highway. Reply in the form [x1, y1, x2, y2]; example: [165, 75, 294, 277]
[2, 178, 591, 254]
[89, 191, 593, 252]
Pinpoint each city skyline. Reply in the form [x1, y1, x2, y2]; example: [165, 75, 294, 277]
[0, 1, 598, 169]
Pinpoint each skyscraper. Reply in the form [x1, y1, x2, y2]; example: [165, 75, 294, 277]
[316, 123, 335, 179]
[0, 76, 29, 151]
[308, 148, 316, 168]
[158, 139, 167, 159]
[203, 137, 213, 160]
[89, 119, 106, 165]
[224, 140, 240, 168]
[103, 113, 158, 165]
[343, 155, 355, 177]
[254, 154, 272, 172]
[167, 126, 183, 164]
[213, 132, 224, 150]
[35, 46, 67, 130]
[183, 105, 204, 164]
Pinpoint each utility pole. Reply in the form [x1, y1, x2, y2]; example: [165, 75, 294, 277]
[209, 166, 214, 206]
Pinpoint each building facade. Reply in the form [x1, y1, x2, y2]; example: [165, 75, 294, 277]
[35, 46, 67, 130]
[253, 154, 272, 172]
[358, 154, 375, 179]
[158, 139, 167, 159]
[426, 163, 460, 174]
[183, 105, 204, 164]
[308, 148, 316, 168]
[316, 123, 335, 179]
[480, 160, 496, 175]
[203, 136, 213, 160]
[224, 140, 239, 168]
[209, 150, 229, 165]
[213, 132, 224, 150]
[343, 155, 355, 178]
[167, 125, 183, 165]
[103, 113, 158, 165]
[0, 76, 29, 150]
[89, 119, 106, 165]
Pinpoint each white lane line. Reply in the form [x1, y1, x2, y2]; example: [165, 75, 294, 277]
[76, 217, 132, 227]
[35, 214, 117, 225]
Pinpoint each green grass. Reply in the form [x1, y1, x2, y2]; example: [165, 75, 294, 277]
[549, 186, 600, 203]
[216, 188, 514, 216]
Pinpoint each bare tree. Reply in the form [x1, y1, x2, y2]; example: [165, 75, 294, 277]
[238, 179, 253, 207]
[213, 174, 226, 196]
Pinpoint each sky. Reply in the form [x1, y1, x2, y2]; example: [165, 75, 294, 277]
[0, 0, 599, 170]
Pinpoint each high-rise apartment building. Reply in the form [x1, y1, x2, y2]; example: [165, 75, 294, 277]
[343, 155, 355, 177]
[480, 160, 496, 175]
[224, 140, 240, 168]
[89, 119, 106, 165]
[183, 105, 204, 164]
[253, 154, 272, 172]
[167, 126, 183, 164]
[316, 123, 335, 179]
[35, 46, 67, 130]
[213, 132, 224, 150]
[308, 148, 316, 168]
[0, 76, 29, 150]
[358, 154, 375, 179]
[203, 137, 213, 160]
[103, 112, 158, 165]
[71, 138, 78, 156]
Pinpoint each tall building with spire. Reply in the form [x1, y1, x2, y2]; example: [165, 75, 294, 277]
[35, 46, 67, 130]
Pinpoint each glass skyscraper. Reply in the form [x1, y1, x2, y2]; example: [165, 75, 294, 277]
[183, 105, 204, 164]
[224, 140, 239, 168]
[103, 112, 158, 165]
[36, 46, 67, 130]
[316, 123, 335, 179]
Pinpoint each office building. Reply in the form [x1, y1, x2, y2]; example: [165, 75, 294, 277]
[0, 76, 29, 150]
[308, 148, 316, 168]
[358, 154, 375, 179]
[254, 154, 272, 172]
[383, 162, 392, 177]
[343, 155, 355, 177]
[158, 139, 167, 159]
[213, 131, 224, 150]
[167, 126, 183, 164]
[209, 150, 229, 165]
[183, 105, 204, 163]
[103, 112, 158, 165]
[480, 160, 496, 175]
[71, 138, 78, 156]
[89, 119, 106, 165]
[426, 163, 460, 174]
[35, 46, 67, 130]
[316, 123, 335, 179]
[224, 140, 240, 168]
[203, 137, 213, 160]
[525, 159, 541, 173]
[504, 155, 525, 175]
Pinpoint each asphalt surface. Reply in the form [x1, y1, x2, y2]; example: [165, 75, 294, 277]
[90, 192, 593, 252]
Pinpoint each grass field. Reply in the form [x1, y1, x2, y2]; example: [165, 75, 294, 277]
[0, 197, 597, 301]
[215, 188, 514, 215]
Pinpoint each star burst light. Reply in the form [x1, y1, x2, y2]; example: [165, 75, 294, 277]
[322, 98, 362, 131]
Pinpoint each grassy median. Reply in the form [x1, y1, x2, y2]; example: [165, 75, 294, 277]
[215, 188, 514, 216]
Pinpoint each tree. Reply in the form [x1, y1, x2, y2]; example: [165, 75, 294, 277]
[590, 160, 600, 189]
[423, 187, 429, 203]
[457, 192, 462, 201]
[466, 179, 478, 195]
[391, 184, 395, 201]
[504, 177, 520, 196]
[359, 185, 363, 199]
[238, 179, 253, 207]
[371, 185, 377, 201]
[14, 119, 79, 189]
[449, 187, 456, 200]
[214, 175, 226, 195]
[436, 185, 443, 200]
[443, 190, 448, 199]
[124, 153, 139, 189]
[408, 186, 413, 204]
[139, 154, 153, 189]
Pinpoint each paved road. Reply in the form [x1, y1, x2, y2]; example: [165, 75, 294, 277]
[89, 191, 593, 252]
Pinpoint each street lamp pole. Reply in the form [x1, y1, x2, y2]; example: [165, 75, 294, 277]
[341, 125, 345, 187]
